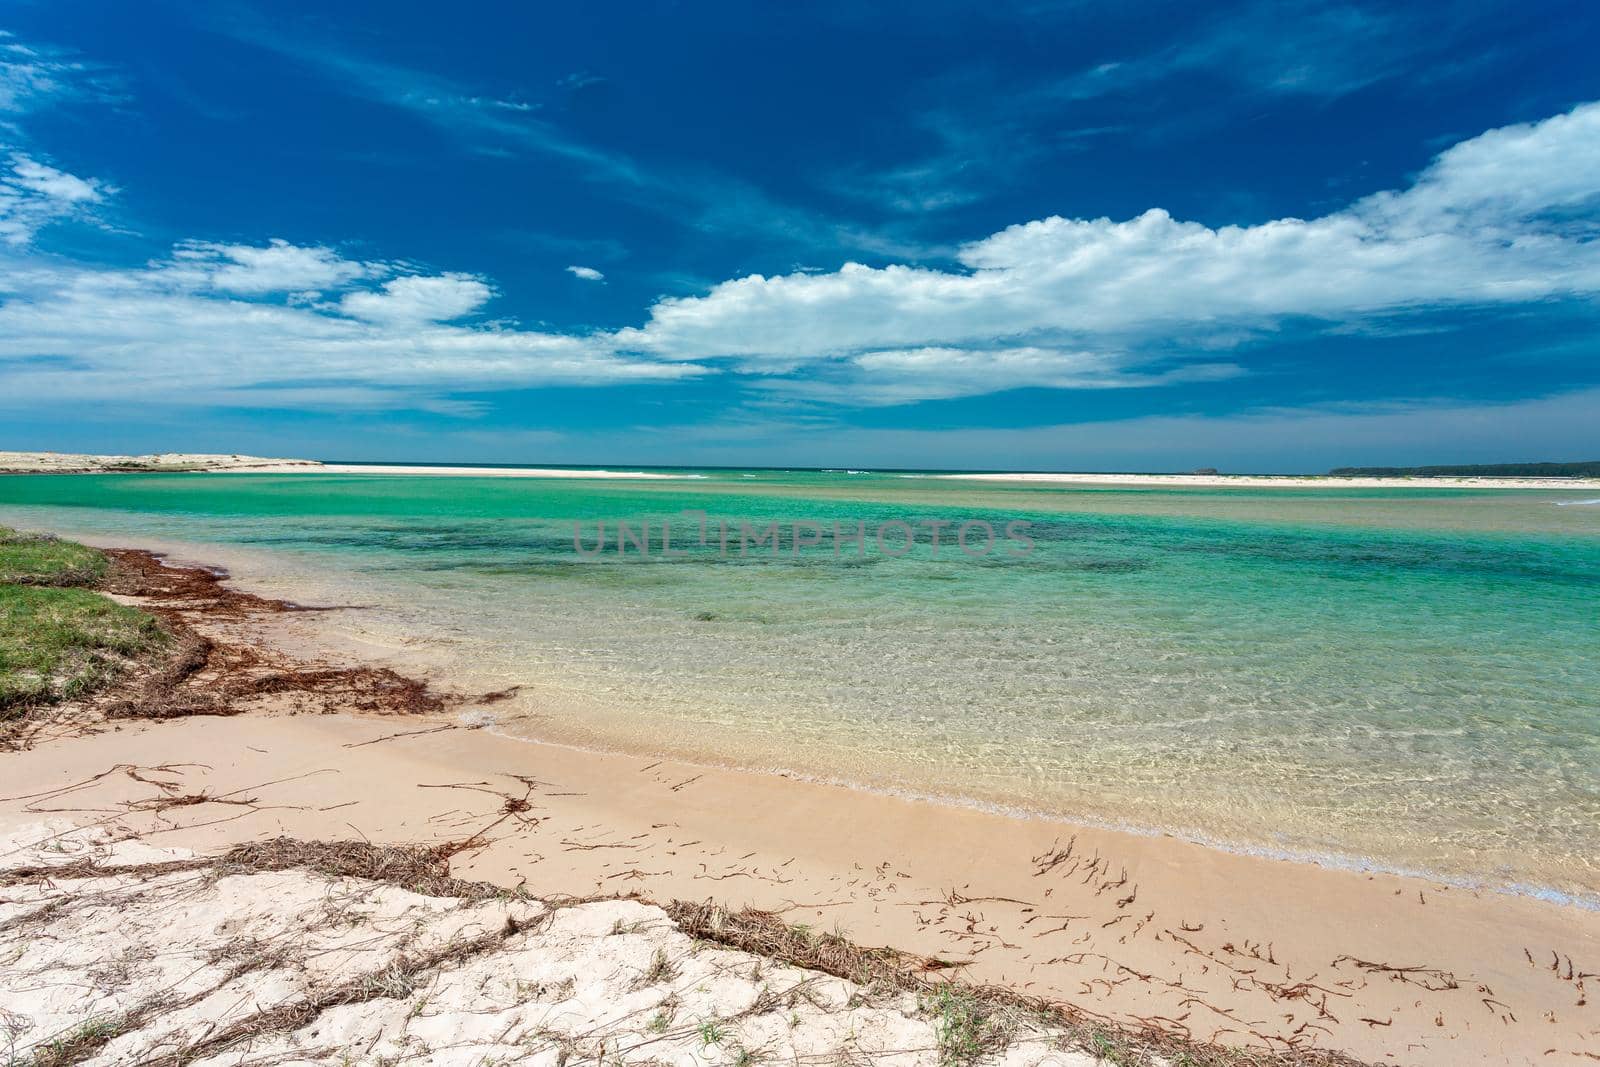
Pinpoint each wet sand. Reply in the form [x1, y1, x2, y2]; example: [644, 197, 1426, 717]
[0, 551, 1596, 1065]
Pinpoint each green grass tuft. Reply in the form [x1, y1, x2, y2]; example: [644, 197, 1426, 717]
[0, 585, 166, 711]
[0, 527, 108, 587]
[923, 986, 1004, 1067]
[0, 528, 166, 715]
[19, 1014, 124, 1067]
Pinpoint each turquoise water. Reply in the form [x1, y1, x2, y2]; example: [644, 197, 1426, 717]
[3, 471, 1598, 899]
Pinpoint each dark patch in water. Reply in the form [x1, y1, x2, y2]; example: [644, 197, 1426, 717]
[1073, 558, 1151, 573]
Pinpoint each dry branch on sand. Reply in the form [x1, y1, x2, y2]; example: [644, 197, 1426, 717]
[0, 826, 1379, 1067]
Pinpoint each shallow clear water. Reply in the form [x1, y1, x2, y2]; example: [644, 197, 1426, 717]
[3, 470, 1598, 899]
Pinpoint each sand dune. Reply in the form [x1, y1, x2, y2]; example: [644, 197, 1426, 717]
[0, 823, 1096, 1066]
[0, 450, 322, 473]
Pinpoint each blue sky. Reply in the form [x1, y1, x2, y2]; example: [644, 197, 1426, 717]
[1, 0, 1597, 471]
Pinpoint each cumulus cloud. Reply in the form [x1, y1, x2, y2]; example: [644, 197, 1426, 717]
[566, 264, 604, 281]
[339, 273, 494, 323]
[0, 246, 698, 411]
[2, 94, 1598, 417]
[611, 101, 1600, 402]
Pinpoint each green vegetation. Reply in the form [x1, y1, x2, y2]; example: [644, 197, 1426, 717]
[0, 528, 108, 586]
[102, 460, 209, 473]
[922, 986, 1005, 1067]
[12, 1015, 124, 1067]
[0, 527, 165, 714]
[644, 947, 676, 984]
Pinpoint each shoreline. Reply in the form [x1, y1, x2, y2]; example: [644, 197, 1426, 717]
[216, 462, 697, 478]
[480, 718, 1600, 914]
[0, 540, 1596, 1063]
[6, 450, 1599, 489]
[929, 471, 1600, 490]
[17, 523, 1600, 907]
[17, 523, 1600, 906]
[205, 466, 1600, 489]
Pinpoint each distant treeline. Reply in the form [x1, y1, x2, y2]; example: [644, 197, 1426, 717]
[1327, 461, 1600, 477]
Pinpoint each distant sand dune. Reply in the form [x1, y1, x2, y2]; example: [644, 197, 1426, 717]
[932, 470, 1600, 490]
[0, 450, 321, 473]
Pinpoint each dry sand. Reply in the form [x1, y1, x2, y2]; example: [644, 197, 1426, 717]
[226, 463, 695, 478]
[0, 452, 693, 479]
[8, 450, 1596, 487]
[4, 713, 1597, 1065]
[0, 553, 1596, 1065]
[0, 823, 1095, 1066]
[0, 451, 322, 473]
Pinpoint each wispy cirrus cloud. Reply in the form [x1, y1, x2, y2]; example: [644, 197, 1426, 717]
[205, 11, 936, 262]
[0, 152, 110, 245]
[0, 33, 120, 245]
[829, 2, 1503, 218]
[1067, 1, 1408, 103]
[0, 29, 121, 115]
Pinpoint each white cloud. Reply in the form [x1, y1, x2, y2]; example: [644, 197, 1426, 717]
[1, 89, 1598, 419]
[169, 238, 375, 294]
[611, 101, 1600, 402]
[339, 273, 494, 323]
[0, 33, 118, 246]
[565, 264, 604, 282]
[0, 153, 109, 245]
[0, 248, 699, 411]
[1358, 103, 1600, 230]
[6, 155, 101, 202]
[0, 35, 115, 114]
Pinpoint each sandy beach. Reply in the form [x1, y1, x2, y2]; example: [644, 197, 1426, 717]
[249, 466, 1600, 488]
[9, 452, 1600, 488]
[224, 463, 696, 478]
[0, 451, 324, 474]
[0, 452, 694, 479]
[0, 824, 1098, 1066]
[933, 472, 1600, 491]
[1, 540, 1596, 1065]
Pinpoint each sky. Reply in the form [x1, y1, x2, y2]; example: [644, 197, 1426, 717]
[1, 0, 1597, 472]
